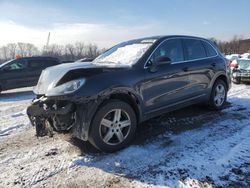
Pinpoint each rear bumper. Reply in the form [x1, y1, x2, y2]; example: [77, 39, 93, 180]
[26, 96, 100, 141]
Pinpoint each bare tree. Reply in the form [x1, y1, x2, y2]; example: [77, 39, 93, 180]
[26, 43, 39, 56]
[0, 46, 8, 61]
[65, 44, 76, 60]
[74, 42, 85, 58]
[0, 41, 104, 63]
[6, 43, 17, 59]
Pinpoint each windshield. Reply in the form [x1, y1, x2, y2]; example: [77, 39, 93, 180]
[93, 39, 155, 65]
[237, 60, 250, 70]
[0, 59, 14, 68]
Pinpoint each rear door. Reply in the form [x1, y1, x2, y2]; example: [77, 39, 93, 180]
[28, 59, 48, 86]
[182, 38, 216, 96]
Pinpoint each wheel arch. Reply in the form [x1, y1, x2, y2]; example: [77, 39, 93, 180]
[74, 89, 143, 141]
[107, 92, 142, 122]
[210, 72, 230, 91]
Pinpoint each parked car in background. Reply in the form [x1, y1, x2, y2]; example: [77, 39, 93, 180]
[225, 54, 241, 61]
[76, 58, 94, 62]
[241, 53, 250, 60]
[0, 56, 61, 93]
[231, 59, 250, 84]
[27, 35, 231, 152]
[61, 60, 75, 63]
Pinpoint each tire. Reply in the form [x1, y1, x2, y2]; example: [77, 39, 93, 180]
[209, 79, 228, 110]
[89, 99, 137, 152]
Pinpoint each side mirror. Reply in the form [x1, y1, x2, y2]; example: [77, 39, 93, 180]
[149, 56, 171, 72]
[155, 56, 171, 65]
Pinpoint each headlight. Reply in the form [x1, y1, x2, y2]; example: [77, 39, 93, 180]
[46, 78, 85, 96]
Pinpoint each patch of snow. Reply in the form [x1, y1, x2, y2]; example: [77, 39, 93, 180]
[225, 54, 241, 61]
[0, 87, 33, 137]
[241, 53, 250, 60]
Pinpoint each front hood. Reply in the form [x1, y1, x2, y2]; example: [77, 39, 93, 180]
[34, 62, 128, 95]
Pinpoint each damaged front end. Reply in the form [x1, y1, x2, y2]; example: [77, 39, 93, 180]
[26, 62, 104, 140]
[27, 96, 77, 137]
[27, 94, 101, 141]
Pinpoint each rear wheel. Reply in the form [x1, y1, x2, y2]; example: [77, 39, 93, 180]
[89, 99, 137, 152]
[209, 79, 227, 110]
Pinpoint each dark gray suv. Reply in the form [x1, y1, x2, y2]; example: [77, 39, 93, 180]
[27, 35, 231, 152]
[0, 57, 61, 93]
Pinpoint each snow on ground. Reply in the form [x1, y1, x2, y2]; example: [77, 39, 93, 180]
[0, 87, 33, 137]
[0, 84, 250, 187]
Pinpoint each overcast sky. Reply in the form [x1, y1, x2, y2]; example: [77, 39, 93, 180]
[0, 0, 249, 48]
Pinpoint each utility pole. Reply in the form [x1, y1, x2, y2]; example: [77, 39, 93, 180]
[46, 32, 50, 49]
[43, 32, 50, 54]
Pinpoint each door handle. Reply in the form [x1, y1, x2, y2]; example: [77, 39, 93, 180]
[211, 62, 216, 67]
[182, 67, 189, 72]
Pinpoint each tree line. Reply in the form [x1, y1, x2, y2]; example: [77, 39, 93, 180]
[215, 36, 250, 55]
[0, 42, 105, 64]
[1, 36, 250, 64]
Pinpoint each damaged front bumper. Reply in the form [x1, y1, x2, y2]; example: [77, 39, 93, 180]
[27, 95, 100, 141]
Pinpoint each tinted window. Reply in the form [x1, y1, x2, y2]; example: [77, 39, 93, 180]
[4, 59, 28, 71]
[183, 39, 206, 60]
[202, 41, 217, 57]
[149, 39, 184, 65]
[29, 60, 46, 69]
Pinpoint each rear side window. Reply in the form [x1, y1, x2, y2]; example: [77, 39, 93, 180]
[202, 41, 217, 57]
[183, 39, 206, 60]
[29, 59, 46, 69]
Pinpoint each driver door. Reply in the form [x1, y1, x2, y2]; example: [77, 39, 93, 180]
[141, 38, 193, 113]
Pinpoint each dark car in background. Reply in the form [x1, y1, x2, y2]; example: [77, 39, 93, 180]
[76, 58, 94, 62]
[0, 56, 61, 93]
[230, 59, 250, 84]
[27, 35, 231, 152]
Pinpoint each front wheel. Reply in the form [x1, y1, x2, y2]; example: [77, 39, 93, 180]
[209, 79, 228, 110]
[89, 99, 137, 152]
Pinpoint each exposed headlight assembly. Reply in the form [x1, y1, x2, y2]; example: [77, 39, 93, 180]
[46, 78, 85, 97]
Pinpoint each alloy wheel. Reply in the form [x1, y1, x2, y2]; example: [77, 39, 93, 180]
[214, 83, 226, 107]
[99, 109, 131, 145]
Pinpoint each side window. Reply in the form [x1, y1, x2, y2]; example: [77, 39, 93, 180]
[183, 39, 206, 60]
[149, 39, 184, 65]
[4, 59, 28, 71]
[202, 41, 217, 57]
[29, 60, 45, 69]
